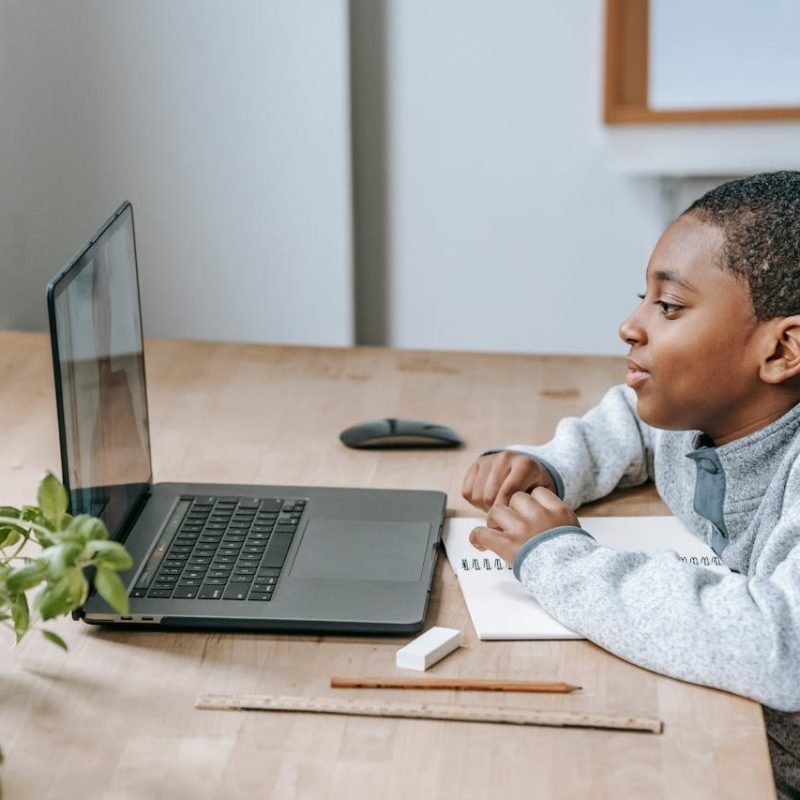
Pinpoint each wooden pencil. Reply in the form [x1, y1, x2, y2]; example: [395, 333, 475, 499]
[330, 676, 581, 693]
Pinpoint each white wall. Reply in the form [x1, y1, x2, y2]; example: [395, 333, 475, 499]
[375, 1, 800, 355]
[383, 1, 666, 356]
[0, 1, 353, 346]
[4, 2, 800, 357]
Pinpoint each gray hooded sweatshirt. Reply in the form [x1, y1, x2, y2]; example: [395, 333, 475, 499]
[505, 385, 800, 799]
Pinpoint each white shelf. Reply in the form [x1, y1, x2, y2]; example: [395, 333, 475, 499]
[604, 121, 800, 177]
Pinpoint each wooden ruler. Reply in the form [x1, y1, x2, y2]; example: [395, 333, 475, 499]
[196, 693, 663, 733]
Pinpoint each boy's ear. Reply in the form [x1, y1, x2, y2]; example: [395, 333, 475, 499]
[760, 316, 800, 384]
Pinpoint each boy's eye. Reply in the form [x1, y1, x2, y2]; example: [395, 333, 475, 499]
[636, 293, 682, 316]
[655, 300, 682, 316]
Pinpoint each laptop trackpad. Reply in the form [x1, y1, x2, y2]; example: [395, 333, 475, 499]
[290, 520, 430, 582]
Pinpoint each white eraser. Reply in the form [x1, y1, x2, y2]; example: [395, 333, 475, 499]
[396, 626, 463, 671]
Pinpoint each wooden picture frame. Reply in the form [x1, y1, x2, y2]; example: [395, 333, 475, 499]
[604, 0, 800, 124]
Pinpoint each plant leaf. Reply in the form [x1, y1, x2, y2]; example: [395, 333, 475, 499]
[20, 505, 56, 546]
[37, 472, 69, 528]
[41, 542, 84, 572]
[93, 566, 129, 615]
[62, 514, 108, 544]
[5, 560, 49, 593]
[36, 568, 87, 620]
[88, 540, 133, 570]
[11, 593, 29, 643]
[0, 526, 23, 548]
[41, 629, 68, 651]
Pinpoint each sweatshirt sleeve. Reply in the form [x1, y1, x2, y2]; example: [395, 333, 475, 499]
[515, 521, 800, 712]
[502, 384, 654, 509]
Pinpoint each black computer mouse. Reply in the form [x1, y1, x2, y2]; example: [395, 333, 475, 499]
[339, 418, 464, 449]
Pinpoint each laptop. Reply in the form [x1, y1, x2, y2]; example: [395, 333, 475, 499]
[46, 202, 446, 633]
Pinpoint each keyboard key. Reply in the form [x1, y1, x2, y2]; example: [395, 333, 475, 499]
[174, 587, 199, 599]
[258, 567, 281, 577]
[248, 592, 272, 600]
[274, 525, 297, 535]
[223, 582, 253, 600]
[198, 585, 224, 600]
[261, 533, 293, 568]
[147, 589, 172, 598]
[204, 577, 228, 585]
[130, 589, 147, 598]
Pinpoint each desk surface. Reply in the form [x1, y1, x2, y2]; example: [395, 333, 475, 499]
[0, 331, 774, 799]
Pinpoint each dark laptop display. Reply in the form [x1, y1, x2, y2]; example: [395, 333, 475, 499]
[47, 202, 446, 633]
[49, 206, 152, 538]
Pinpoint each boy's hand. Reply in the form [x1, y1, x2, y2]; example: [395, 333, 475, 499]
[462, 451, 556, 511]
[469, 488, 579, 565]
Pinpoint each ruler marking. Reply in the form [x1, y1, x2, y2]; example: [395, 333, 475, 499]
[195, 693, 662, 734]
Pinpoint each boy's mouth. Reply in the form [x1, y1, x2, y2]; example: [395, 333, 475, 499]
[626, 359, 650, 389]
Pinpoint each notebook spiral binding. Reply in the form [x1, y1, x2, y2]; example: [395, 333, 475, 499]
[679, 554, 723, 567]
[461, 557, 511, 571]
[460, 554, 723, 571]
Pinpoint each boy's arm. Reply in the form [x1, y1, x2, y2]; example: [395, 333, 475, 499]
[515, 517, 800, 712]
[501, 384, 653, 509]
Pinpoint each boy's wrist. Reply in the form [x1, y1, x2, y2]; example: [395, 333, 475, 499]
[512, 526, 593, 579]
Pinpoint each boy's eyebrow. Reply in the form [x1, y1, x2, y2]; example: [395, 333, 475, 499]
[652, 270, 698, 292]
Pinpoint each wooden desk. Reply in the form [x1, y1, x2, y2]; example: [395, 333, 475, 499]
[0, 331, 774, 799]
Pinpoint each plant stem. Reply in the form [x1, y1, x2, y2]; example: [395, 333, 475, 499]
[0, 516, 51, 539]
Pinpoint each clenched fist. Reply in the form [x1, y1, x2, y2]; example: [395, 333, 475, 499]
[461, 451, 556, 511]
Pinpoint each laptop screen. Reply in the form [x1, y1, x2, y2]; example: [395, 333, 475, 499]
[47, 203, 153, 541]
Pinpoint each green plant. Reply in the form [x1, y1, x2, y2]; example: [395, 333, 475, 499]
[0, 472, 133, 765]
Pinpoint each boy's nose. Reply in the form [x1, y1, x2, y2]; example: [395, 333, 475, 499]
[618, 309, 645, 346]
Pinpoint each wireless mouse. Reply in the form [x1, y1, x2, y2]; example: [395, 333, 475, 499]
[339, 418, 464, 449]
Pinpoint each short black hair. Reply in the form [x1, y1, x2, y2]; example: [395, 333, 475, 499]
[683, 171, 800, 321]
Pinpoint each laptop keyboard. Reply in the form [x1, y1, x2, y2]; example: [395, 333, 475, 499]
[130, 495, 307, 602]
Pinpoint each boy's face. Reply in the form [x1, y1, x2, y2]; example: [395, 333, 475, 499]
[619, 214, 766, 443]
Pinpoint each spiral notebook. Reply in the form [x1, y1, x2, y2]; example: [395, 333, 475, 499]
[443, 516, 728, 640]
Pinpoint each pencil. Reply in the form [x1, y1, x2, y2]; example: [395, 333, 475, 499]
[330, 677, 581, 693]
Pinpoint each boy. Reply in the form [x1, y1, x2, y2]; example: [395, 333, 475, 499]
[463, 172, 800, 799]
